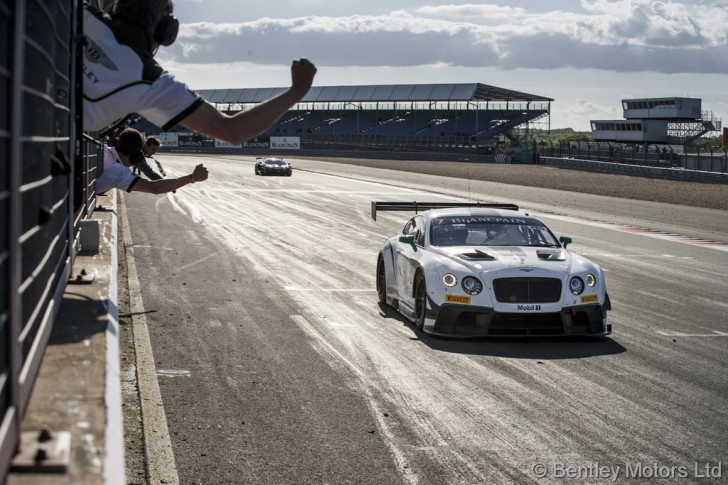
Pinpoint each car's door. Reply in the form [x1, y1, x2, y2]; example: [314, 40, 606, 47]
[395, 215, 426, 302]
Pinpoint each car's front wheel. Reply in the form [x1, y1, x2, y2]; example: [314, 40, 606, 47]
[376, 256, 388, 305]
[254, 167, 260, 175]
[414, 271, 427, 330]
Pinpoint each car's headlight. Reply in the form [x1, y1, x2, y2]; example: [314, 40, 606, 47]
[585, 273, 596, 287]
[569, 276, 585, 295]
[442, 274, 458, 287]
[461, 276, 483, 295]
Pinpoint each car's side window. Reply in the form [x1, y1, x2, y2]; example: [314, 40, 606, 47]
[402, 218, 416, 235]
[414, 216, 426, 247]
[415, 229, 425, 247]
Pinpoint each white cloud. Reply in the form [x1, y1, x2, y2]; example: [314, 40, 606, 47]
[162, 2, 727, 74]
[415, 4, 528, 21]
[157, 1, 728, 129]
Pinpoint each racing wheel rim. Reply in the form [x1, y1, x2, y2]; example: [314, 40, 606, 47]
[414, 274, 426, 330]
[376, 257, 387, 304]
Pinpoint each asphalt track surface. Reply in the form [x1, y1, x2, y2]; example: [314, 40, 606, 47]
[121, 154, 728, 484]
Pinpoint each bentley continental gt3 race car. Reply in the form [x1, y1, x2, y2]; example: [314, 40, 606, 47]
[255, 157, 293, 176]
[373, 202, 611, 337]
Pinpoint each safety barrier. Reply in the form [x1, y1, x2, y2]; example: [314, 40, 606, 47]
[538, 141, 728, 174]
[544, 157, 728, 184]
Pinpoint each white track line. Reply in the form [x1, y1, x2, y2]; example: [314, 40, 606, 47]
[535, 212, 728, 252]
[120, 192, 180, 485]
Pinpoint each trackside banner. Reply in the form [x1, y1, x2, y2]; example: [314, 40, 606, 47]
[178, 134, 214, 148]
[270, 137, 300, 150]
[157, 132, 179, 147]
[215, 139, 243, 148]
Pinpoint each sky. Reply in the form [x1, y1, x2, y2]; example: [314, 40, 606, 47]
[156, 0, 728, 132]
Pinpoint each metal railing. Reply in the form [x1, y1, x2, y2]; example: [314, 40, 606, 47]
[0, 0, 100, 479]
[543, 157, 728, 183]
[533, 140, 727, 174]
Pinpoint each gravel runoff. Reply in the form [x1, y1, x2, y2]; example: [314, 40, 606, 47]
[295, 156, 728, 211]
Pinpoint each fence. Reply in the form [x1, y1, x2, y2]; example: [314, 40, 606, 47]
[543, 157, 728, 184]
[534, 140, 728, 173]
[161, 132, 728, 174]
[0, 0, 100, 479]
[305, 133, 488, 155]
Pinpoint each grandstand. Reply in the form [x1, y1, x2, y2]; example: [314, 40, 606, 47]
[136, 83, 553, 151]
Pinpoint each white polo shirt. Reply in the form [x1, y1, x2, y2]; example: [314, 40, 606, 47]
[82, 6, 203, 132]
[96, 145, 140, 193]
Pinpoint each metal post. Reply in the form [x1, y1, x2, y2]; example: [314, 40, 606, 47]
[695, 146, 701, 171]
[2, 0, 27, 477]
[69, 0, 81, 263]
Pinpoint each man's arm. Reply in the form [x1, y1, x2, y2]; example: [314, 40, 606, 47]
[180, 59, 317, 144]
[152, 157, 167, 176]
[131, 164, 208, 195]
[136, 157, 164, 180]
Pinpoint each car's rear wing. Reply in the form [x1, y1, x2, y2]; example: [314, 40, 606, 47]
[371, 201, 519, 221]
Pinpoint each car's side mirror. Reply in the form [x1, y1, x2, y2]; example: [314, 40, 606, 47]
[560, 236, 572, 248]
[399, 235, 417, 252]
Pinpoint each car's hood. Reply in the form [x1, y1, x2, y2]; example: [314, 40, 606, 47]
[432, 245, 573, 273]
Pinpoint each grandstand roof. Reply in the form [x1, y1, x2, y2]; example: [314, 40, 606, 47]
[196, 83, 553, 105]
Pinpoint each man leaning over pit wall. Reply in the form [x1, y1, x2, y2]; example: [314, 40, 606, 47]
[82, 0, 317, 143]
[131, 136, 166, 178]
[144, 136, 167, 176]
[96, 127, 208, 195]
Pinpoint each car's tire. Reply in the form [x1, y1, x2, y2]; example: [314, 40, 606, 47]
[414, 271, 427, 331]
[376, 256, 388, 305]
[254, 167, 260, 175]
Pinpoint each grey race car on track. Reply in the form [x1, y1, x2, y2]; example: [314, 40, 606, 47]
[374, 201, 611, 338]
[254, 157, 293, 176]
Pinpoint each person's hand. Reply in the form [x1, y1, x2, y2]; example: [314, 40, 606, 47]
[191, 164, 209, 182]
[290, 58, 317, 95]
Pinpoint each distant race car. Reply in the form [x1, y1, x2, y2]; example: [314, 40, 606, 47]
[373, 201, 611, 337]
[255, 157, 292, 176]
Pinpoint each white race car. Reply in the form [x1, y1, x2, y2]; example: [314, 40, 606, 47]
[374, 202, 611, 337]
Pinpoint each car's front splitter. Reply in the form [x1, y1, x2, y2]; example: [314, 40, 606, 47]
[260, 170, 292, 176]
[426, 304, 610, 337]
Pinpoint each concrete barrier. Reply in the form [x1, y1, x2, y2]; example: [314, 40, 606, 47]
[544, 157, 728, 184]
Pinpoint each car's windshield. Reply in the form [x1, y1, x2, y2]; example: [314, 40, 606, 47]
[430, 215, 560, 247]
[266, 159, 285, 165]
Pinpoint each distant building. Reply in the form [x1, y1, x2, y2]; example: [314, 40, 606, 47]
[590, 97, 721, 146]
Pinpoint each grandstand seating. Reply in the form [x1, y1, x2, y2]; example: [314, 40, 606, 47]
[260, 108, 547, 139]
[158, 82, 556, 146]
[127, 105, 549, 143]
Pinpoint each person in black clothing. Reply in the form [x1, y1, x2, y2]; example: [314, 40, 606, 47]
[144, 136, 166, 175]
[132, 136, 167, 178]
